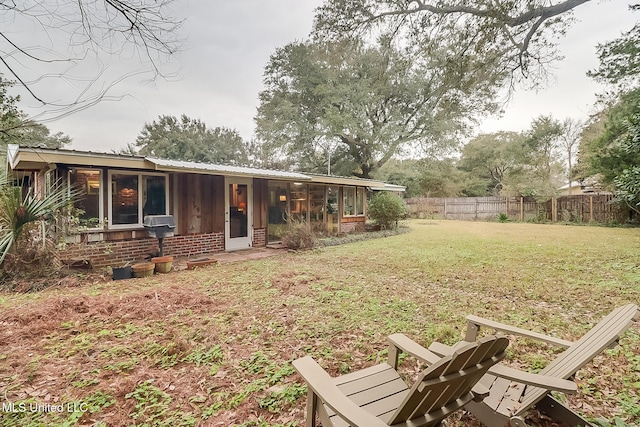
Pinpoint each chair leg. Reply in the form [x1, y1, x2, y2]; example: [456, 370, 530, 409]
[536, 395, 595, 427]
[306, 389, 317, 427]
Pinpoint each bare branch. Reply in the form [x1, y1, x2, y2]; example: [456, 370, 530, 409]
[0, 0, 183, 115]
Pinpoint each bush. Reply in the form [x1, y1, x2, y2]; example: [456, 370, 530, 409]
[368, 192, 407, 229]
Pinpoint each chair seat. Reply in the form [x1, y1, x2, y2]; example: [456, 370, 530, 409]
[477, 374, 526, 416]
[326, 363, 410, 427]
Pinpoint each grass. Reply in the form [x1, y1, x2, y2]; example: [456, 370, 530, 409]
[0, 219, 638, 426]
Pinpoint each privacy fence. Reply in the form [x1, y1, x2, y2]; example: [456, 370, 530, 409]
[405, 195, 632, 224]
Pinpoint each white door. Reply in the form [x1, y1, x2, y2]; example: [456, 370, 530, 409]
[225, 177, 253, 251]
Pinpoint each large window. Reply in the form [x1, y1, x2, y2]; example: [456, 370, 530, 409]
[343, 186, 366, 217]
[109, 172, 168, 227]
[327, 186, 339, 234]
[356, 187, 366, 216]
[290, 183, 307, 222]
[69, 169, 103, 228]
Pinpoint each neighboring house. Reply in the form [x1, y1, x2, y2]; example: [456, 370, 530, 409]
[557, 179, 609, 196]
[6, 145, 402, 268]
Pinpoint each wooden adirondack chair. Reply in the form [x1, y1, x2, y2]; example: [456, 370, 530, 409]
[292, 333, 509, 427]
[428, 304, 639, 427]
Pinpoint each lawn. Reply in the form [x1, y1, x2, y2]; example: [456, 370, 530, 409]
[0, 220, 638, 427]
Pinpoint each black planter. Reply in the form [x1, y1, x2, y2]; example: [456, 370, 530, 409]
[112, 266, 132, 280]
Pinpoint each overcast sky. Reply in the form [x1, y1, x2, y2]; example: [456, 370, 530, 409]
[10, 1, 639, 153]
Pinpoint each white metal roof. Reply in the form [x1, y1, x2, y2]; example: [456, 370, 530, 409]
[370, 183, 407, 192]
[146, 157, 311, 180]
[7, 145, 397, 188]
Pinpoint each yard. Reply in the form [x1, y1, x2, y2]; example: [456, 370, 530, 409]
[0, 220, 638, 427]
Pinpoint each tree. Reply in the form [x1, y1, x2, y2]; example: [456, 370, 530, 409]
[0, 174, 81, 266]
[613, 112, 640, 215]
[314, 0, 593, 85]
[558, 118, 584, 194]
[1, 1, 181, 118]
[135, 115, 250, 165]
[0, 76, 23, 142]
[505, 115, 565, 197]
[255, 39, 503, 179]
[588, 5, 640, 89]
[1, 76, 70, 148]
[458, 132, 525, 195]
[416, 158, 468, 197]
[458, 118, 565, 198]
[580, 8, 640, 206]
[374, 159, 422, 198]
[579, 88, 640, 186]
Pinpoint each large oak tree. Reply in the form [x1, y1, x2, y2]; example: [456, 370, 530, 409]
[255, 39, 504, 179]
[314, 0, 594, 86]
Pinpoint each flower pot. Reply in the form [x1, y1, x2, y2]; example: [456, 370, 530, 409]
[186, 257, 218, 270]
[152, 256, 174, 274]
[112, 266, 132, 280]
[131, 262, 155, 278]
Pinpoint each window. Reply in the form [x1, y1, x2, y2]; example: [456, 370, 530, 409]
[326, 186, 339, 234]
[290, 183, 307, 222]
[69, 169, 103, 228]
[343, 187, 355, 216]
[343, 186, 365, 217]
[109, 172, 168, 227]
[356, 187, 365, 216]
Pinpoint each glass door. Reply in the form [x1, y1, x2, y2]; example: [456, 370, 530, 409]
[225, 177, 252, 251]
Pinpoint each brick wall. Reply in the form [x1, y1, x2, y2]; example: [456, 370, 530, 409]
[340, 222, 358, 233]
[58, 232, 225, 269]
[340, 217, 366, 233]
[253, 228, 266, 247]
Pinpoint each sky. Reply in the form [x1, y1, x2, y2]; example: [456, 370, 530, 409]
[7, 0, 639, 153]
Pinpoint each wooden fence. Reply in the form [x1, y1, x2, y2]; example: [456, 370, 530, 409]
[405, 195, 631, 224]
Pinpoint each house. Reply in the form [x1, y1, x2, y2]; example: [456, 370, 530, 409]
[6, 145, 403, 268]
[557, 179, 609, 196]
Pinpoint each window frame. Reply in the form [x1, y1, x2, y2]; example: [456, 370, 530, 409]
[68, 168, 104, 231]
[342, 186, 366, 218]
[107, 170, 169, 229]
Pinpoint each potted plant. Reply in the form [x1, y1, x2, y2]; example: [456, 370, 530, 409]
[151, 255, 174, 274]
[112, 262, 132, 280]
[131, 262, 155, 278]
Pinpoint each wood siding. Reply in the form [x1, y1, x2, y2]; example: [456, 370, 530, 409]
[175, 174, 224, 234]
[253, 178, 268, 230]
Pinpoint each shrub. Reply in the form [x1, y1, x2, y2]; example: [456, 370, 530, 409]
[368, 192, 407, 229]
[497, 213, 509, 223]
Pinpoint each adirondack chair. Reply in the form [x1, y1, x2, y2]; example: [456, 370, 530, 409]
[292, 333, 509, 427]
[428, 304, 639, 427]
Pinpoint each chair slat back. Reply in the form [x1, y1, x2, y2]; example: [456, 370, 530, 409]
[519, 304, 638, 410]
[388, 335, 509, 425]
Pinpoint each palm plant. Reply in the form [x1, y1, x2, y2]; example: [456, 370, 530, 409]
[0, 172, 82, 265]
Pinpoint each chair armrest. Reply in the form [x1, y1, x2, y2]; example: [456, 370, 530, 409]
[292, 356, 388, 427]
[471, 383, 490, 402]
[488, 364, 577, 394]
[387, 333, 442, 369]
[465, 315, 573, 348]
[428, 341, 458, 357]
[428, 342, 577, 394]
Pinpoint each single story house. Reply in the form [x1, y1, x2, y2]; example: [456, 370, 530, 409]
[6, 145, 404, 268]
[557, 180, 609, 196]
